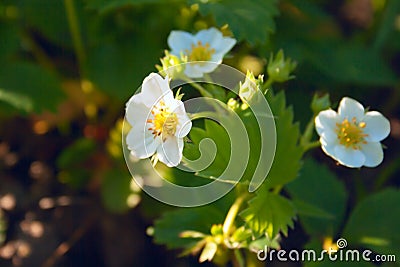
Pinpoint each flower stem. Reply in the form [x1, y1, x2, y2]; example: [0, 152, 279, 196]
[263, 78, 273, 95]
[302, 140, 321, 152]
[181, 76, 213, 98]
[222, 195, 247, 235]
[300, 116, 320, 153]
[64, 0, 86, 77]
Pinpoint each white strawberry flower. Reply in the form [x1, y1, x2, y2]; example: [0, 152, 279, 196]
[167, 27, 236, 78]
[315, 97, 390, 168]
[125, 73, 192, 167]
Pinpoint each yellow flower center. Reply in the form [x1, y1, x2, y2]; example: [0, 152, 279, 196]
[147, 101, 178, 141]
[186, 41, 215, 62]
[336, 117, 368, 150]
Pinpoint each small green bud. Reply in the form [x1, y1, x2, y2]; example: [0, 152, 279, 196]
[267, 49, 297, 83]
[311, 93, 331, 114]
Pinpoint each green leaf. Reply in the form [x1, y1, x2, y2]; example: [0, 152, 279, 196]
[373, 0, 400, 50]
[263, 90, 303, 188]
[184, 120, 231, 179]
[0, 22, 20, 61]
[0, 88, 33, 112]
[240, 191, 296, 238]
[87, 40, 161, 100]
[85, 0, 181, 13]
[309, 43, 397, 86]
[292, 199, 334, 220]
[57, 138, 97, 169]
[286, 159, 348, 237]
[343, 189, 400, 258]
[17, 0, 72, 47]
[190, 0, 279, 44]
[0, 63, 64, 113]
[153, 205, 225, 249]
[101, 170, 138, 213]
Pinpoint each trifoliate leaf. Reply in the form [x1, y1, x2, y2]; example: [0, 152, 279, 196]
[190, 0, 279, 44]
[240, 191, 296, 238]
[343, 189, 400, 258]
[286, 159, 347, 237]
[263, 90, 303, 188]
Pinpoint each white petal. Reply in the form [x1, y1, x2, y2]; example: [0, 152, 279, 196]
[320, 137, 337, 158]
[315, 109, 339, 136]
[141, 73, 174, 107]
[338, 97, 365, 121]
[363, 111, 390, 142]
[167, 31, 194, 55]
[170, 100, 192, 138]
[213, 37, 236, 55]
[195, 27, 223, 47]
[125, 98, 151, 127]
[157, 137, 183, 167]
[126, 128, 160, 159]
[184, 65, 204, 78]
[361, 142, 384, 167]
[184, 61, 221, 78]
[333, 145, 365, 168]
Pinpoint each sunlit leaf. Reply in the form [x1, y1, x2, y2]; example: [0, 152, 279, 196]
[240, 191, 296, 238]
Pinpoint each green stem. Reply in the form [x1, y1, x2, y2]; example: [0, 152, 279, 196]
[232, 250, 245, 267]
[302, 140, 321, 153]
[188, 111, 216, 120]
[263, 78, 273, 94]
[272, 185, 283, 194]
[222, 195, 247, 235]
[300, 116, 320, 153]
[181, 76, 213, 98]
[64, 0, 86, 77]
